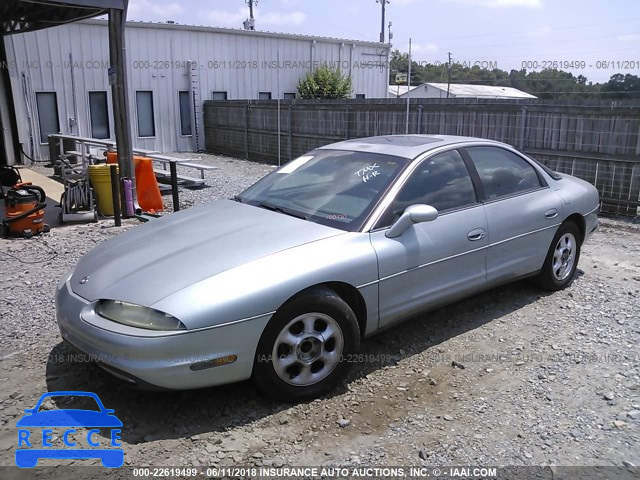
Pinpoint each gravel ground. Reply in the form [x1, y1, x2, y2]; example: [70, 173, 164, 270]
[1, 153, 638, 473]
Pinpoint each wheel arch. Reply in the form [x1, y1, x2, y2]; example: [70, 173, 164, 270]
[564, 213, 586, 242]
[282, 281, 368, 338]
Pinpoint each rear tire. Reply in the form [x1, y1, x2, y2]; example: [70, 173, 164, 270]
[253, 287, 360, 401]
[534, 221, 581, 291]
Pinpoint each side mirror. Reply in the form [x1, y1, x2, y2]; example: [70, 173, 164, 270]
[385, 204, 438, 238]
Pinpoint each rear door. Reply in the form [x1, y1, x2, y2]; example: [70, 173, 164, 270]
[462, 146, 564, 282]
[370, 149, 488, 328]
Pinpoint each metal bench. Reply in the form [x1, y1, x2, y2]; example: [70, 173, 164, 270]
[176, 162, 219, 179]
[151, 156, 219, 179]
[153, 168, 205, 188]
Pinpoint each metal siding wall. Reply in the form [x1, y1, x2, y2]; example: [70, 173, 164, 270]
[6, 21, 389, 157]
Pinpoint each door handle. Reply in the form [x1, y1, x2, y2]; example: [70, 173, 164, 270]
[467, 228, 486, 241]
[545, 208, 559, 219]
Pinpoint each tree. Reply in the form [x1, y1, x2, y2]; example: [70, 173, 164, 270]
[297, 66, 352, 99]
[601, 73, 640, 99]
[389, 49, 427, 85]
[389, 46, 640, 99]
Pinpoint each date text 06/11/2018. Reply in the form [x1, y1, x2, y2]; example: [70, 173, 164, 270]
[521, 60, 639, 70]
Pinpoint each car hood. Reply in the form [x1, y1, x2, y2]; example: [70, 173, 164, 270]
[70, 200, 344, 305]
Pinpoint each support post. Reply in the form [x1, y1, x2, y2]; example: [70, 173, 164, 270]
[170, 161, 180, 212]
[108, 5, 135, 217]
[406, 38, 412, 134]
[109, 163, 122, 227]
[288, 104, 293, 161]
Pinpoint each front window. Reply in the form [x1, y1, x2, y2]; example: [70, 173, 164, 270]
[237, 150, 409, 231]
[375, 149, 478, 229]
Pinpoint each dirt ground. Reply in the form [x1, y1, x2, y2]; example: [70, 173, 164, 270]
[0, 163, 638, 475]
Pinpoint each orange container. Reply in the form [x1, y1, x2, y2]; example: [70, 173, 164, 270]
[106, 152, 144, 170]
[3, 183, 46, 237]
[135, 158, 163, 212]
[106, 152, 163, 213]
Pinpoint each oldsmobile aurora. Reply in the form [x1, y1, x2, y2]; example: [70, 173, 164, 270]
[56, 135, 599, 399]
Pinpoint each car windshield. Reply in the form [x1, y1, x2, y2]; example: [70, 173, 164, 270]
[237, 150, 409, 231]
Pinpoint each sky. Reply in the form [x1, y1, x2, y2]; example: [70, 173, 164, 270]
[126, 0, 640, 84]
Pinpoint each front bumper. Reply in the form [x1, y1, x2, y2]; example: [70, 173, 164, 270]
[584, 207, 599, 242]
[55, 280, 271, 390]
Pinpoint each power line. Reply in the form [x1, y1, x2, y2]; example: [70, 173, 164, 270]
[418, 78, 619, 84]
[450, 32, 640, 52]
[442, 45, 640, 60]
[421, 17, 640, 42]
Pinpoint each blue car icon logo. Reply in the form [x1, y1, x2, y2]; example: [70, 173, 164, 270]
[15, 391, 123, 468]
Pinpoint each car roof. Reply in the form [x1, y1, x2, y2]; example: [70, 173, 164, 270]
[317, 135, 509, 159]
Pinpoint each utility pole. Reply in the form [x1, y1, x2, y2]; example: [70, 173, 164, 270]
[446, 52, 452, 99]
[376, 0, 390, 43]
[244, 0, 257, 30]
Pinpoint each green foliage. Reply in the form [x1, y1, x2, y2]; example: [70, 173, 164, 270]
[297, 66, 352, 99]
[601, 73, 640, 98]
[388, 48, 640, 100]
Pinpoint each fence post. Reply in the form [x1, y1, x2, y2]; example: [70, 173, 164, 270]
[345, 106, 350, 140]
[244, 103, 249, 160]
[519, 106, 527, 150]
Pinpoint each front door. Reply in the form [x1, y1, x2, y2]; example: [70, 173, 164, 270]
[370, 149, 488, 328]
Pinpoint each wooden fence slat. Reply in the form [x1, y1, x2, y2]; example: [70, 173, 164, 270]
[204, 99, 640, 216]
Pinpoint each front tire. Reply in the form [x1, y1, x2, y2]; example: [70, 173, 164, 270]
[535, 221, 581, 291]
[253, 287, 360, 401]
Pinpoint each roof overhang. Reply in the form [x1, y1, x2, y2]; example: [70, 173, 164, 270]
[1, 0, 124, 36]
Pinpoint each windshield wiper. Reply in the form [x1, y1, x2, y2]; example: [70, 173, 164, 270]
[258, 201, 307, 220]
[231, 195, 243, 203]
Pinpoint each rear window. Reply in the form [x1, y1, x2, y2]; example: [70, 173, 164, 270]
[465, 146, 542, 199]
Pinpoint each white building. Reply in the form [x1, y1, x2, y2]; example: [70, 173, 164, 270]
[3, 19, 390, 160]
[388, 82, 536, 99]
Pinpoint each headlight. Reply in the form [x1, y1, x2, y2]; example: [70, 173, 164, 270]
[95, 300, 186, 331]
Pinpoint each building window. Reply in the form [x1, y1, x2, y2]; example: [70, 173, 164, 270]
[283, 92, 296, 99]
[136, 91, 156, 138]
[88, 91, 110, 139]
[355, 94, 366, 99]
[178, 91, 192, 136]
[212, 91, 228, 100]
[35, 92, 60, 144]
[258, 92, 272, 100]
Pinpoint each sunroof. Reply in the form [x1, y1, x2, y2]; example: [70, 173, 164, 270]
[362, 136, 443, 146]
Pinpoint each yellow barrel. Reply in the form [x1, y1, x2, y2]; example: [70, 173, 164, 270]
[88, 164, 119, 216]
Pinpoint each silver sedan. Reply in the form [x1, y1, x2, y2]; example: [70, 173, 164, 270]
[56, 135, 599, 399]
